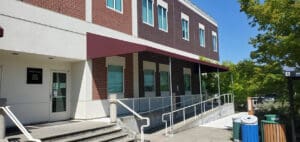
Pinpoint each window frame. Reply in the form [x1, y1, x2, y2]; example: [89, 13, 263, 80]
[144, 69, 156, 92]
[160, 71, 169, 92]
[142, 0, 154, 26]
[212, 31, 218, 52]
[183, 68, 191, 94]
[199, 23, 205, 48]
[157, 0, 168, 32]
[106, 0, 123, 13]
[181, 13, 190, 41]
[107, 65, 124, 94]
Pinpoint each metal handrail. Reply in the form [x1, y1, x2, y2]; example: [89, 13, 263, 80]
[118, 94, 205, 114]
[116, 100, 150, 142]
[0, 106, 41, 142]
[162, 93, 232, 135]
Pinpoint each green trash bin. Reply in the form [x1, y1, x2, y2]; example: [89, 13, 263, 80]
[264, 114, 279, 122]
[233, 117, 242, 142]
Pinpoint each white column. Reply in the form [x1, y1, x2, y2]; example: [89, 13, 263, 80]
[132, 0, 138, 37]
[85, 0, 92, 23]
[199, 64, 203, 112]
[133, 53, 139, 98]
[217, 68, 221, 106]
[169, 57, 174, 134]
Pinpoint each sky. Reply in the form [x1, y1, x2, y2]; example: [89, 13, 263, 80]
[192, 0, 259, 63]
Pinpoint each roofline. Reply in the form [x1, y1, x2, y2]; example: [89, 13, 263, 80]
[178, 0, 218, 27]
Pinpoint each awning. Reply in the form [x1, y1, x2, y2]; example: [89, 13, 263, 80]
[0, 26, 3, 37]
[87, 33, 228, 72]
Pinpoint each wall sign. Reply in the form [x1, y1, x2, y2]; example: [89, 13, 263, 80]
[27, 68, 43, 84]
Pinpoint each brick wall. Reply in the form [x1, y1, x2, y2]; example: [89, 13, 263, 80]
[92, 0, 132, 35]
[137, 0, 219, 61]
[122, 54, 134, 98]
[23, 0, 85, 20]
[92, 54, 134, 100]
[92, 57, 107, 100]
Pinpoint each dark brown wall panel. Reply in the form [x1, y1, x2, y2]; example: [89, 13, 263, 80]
[137, 0, 219, 61]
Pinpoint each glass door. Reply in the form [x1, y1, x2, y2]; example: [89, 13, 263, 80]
[50, 72, 69, 121]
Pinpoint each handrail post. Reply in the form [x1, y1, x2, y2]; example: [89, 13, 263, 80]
[109, 94, 117, 123]
[0, 98, 7, 140]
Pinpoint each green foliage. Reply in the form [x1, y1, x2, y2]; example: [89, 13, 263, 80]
[216, 60, 287, 111]
[239, 0, 300, 66]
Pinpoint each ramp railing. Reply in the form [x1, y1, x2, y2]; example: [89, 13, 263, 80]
[162, 93, 233, 136]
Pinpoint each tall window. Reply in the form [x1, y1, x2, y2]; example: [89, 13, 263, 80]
[160, 71, 169, 91]
[107, 65, 123, 93]
[106, 0, 122, 12]
[144, 70, 155, 92]
[182, 19, 189, 40]
[199, 28, 205, 47]
[212, 32, 218, 52]
[142, 0, 153, 26]
[158, 5, 168, 32]
[184, 74, 191, 92]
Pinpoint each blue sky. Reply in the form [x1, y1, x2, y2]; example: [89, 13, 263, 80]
[192, 0, 258, 63]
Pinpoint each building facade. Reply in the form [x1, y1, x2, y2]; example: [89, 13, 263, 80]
[0, 0, 226, 126]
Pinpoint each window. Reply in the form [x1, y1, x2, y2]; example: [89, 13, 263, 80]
[158, 5, 168, 32]
[107, 65, 123, 93]
[144, 70, 155, 92]
[184, 74, 191, 91]
[182, 19, 189, 40]
[212, 32, 218, 52]
[160, 71, 169, 91]
[199, 24, 205, 47]
[106, 0, 122, 12]
[142, 0, 154, 26]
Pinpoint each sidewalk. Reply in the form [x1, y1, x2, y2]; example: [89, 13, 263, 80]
[146, 112, 247, 142]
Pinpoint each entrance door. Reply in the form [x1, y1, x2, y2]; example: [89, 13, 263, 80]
[50, 72, 70, 121]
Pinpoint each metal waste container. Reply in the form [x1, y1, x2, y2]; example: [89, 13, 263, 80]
[232, 117, 242, 142]
[241, 115, 259, 142]
[261, 114, 286, 142]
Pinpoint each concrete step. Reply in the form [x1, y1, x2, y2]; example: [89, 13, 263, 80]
[6, 121, 135, 142]
[48, 126, 123, 142]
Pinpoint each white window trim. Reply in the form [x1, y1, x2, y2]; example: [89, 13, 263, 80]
[142, 0, 154, 27]
[106, 0, 123, 14]
[212, 31, 218, 52]
[157, 0, 168, 8]
[181, 12, 189, 41]
[106, 56, 126, 67]
[199, 23, 205, 48]
[157, 4, 168, 32]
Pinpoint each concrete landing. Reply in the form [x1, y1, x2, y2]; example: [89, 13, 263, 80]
[5, 120, 114, 140]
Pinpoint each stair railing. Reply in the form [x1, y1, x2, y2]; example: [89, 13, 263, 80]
[162, 93, 232, 136]
[116, 99, 150, 142]
[0, 106, 41, 142]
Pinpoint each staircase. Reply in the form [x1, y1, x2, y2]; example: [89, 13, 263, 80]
[6, 121, 135, 142]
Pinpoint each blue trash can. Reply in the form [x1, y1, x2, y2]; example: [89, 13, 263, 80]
[241, 115, 259, 142]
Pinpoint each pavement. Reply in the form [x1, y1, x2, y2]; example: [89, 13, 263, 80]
[146, 112, 247, 142]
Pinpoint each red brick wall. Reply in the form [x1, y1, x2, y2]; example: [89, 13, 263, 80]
[92, 0, 132, 35]
[122, 54, 134, 98]
[92, 57, 107, 100]
[23, 0, 86, 20]
[92, 54, 134, 100]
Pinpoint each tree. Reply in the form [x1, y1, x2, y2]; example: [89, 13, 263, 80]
[239, 0, 300, 66]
